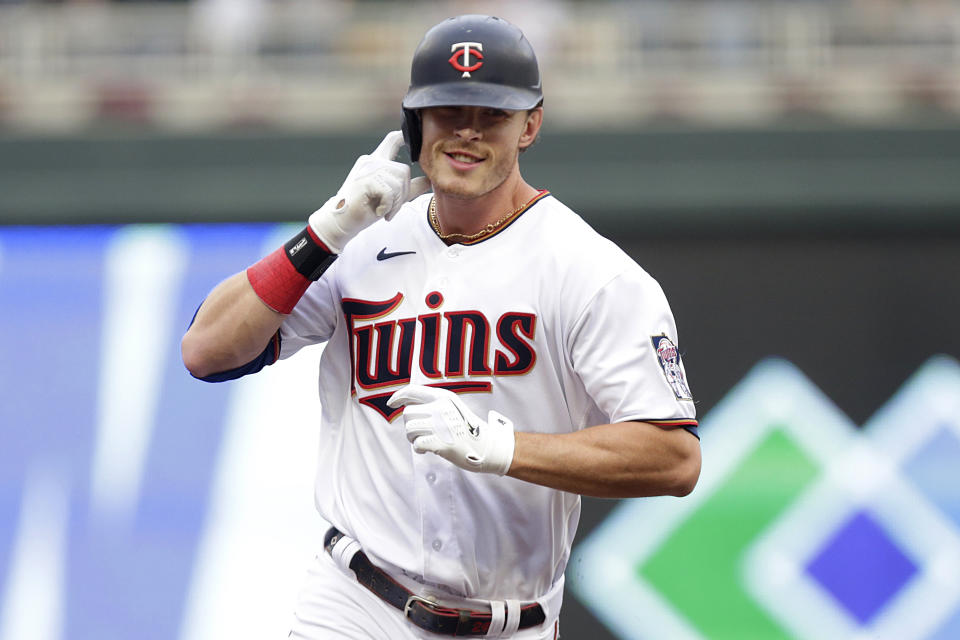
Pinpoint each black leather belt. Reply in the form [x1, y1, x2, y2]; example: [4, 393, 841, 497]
[324, 527, 546, 636]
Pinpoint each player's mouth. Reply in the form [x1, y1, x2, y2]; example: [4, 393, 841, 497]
[444, 151, 484, 170]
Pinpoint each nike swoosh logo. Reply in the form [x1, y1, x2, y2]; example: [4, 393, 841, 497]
[451, 403, 480, 438]
[377, 248, 416, 261]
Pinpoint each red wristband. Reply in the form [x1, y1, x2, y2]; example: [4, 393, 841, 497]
[246, 226, 335, 314]
[246, 248, 311, 314]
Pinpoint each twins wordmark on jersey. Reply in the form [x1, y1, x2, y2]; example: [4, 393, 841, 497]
[343, 289, 536, 421]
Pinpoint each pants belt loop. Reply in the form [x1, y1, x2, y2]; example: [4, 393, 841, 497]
[330, 534, 361, 574]
[485, 600, 506, 638]
[502, 599, 521, 637]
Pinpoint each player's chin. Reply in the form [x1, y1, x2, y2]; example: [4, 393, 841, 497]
[430, 174, 488, 200]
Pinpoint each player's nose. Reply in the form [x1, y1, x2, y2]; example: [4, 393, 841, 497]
[453, 124, 482, 141]
[452, 107, 484, 139]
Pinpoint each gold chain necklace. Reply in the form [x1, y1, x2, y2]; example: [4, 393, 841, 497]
[428, 197, 527, 242]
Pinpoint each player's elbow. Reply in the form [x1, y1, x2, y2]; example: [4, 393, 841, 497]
[667, 434, 701, 497]
[181, 330, 220, 379]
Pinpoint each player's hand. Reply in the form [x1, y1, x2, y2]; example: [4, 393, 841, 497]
[387, 385, 515, 476]
[308, 130, 431, 254]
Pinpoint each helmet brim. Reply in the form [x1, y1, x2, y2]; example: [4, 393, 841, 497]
[403, 82, 542, 112]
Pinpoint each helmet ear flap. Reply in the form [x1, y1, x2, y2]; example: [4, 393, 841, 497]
[401, 108, 422, 163]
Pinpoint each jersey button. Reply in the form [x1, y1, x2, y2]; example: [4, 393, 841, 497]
[447, 247, 460, 258]
[432, 539, 443, 551]
[426, 472, 437, 483]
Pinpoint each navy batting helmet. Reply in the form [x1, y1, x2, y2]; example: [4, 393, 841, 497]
[401, 15, 543, 162]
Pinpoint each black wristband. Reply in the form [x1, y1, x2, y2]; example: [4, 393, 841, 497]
[284, 227, 337, 281]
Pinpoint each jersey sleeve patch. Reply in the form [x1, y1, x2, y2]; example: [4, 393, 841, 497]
[651, 334, 693, 401]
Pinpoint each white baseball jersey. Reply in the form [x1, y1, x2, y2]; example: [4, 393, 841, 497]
[278, 191, 696, 603]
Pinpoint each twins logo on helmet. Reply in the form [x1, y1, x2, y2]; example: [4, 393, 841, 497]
[449, 42, 484, 77]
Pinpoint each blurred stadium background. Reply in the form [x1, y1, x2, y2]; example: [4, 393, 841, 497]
[1, 1, 959, 639]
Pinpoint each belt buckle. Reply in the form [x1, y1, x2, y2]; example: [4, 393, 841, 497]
[403, 593, 439, 619]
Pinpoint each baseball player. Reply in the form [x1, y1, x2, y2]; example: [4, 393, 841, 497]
[182, 14, 700, 640]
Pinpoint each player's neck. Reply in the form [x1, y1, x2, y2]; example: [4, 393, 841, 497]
[432, 174, 539, 242]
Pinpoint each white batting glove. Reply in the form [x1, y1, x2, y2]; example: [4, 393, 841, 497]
[308, 130, 431, 254]
[387, 385, 516, 476]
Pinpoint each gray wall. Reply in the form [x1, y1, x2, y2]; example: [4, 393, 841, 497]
[3, 124, 960, 233]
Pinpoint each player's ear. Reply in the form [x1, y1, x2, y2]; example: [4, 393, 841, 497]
[519, 107, 543, 151]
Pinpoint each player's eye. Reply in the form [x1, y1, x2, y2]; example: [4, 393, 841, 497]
[434, 107, 460, 118]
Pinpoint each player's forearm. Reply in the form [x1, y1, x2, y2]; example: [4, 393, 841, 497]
[181, 271, 286, 379]
[507, 422, 701, 499]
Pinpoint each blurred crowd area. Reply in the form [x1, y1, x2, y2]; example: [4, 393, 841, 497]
[1, 0, 959, 134]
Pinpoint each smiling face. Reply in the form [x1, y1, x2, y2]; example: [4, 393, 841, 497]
[418, 105, 542, 200]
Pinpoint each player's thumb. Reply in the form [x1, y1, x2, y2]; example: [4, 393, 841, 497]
[407, 176, 431, 202]
[387, 384, 445, 408]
